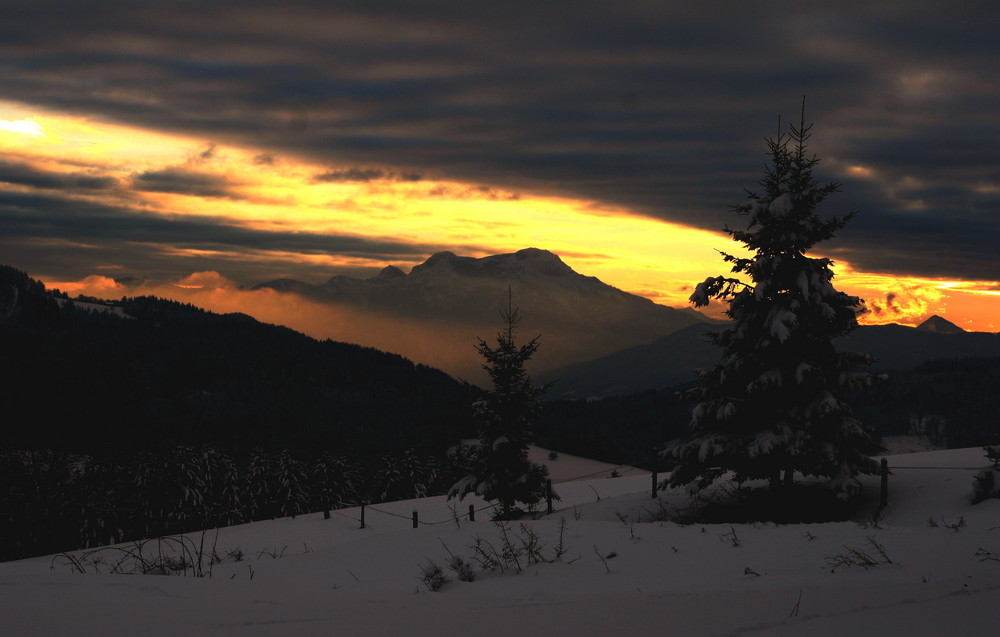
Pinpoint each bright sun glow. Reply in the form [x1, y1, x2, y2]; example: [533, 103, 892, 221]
[0, 118, 46, 136]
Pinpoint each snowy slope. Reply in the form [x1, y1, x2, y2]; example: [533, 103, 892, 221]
[2, 447, 999, 636]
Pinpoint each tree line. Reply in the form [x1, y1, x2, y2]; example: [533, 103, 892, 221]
[0, 268, 475, 455]
[0, 444, 478, 562]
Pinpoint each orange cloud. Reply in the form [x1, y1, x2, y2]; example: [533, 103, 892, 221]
[173, 271, 234, 290]
[859, 284, 946, 326]
[47, 274, 126, 297]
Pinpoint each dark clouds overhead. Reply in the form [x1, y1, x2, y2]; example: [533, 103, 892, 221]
[0, 159, 119, 192]
[313, 167, 423, 183]
[0, 186, 455, 282]
[132, 167, 244, 199]
[1, 1, 998, 281]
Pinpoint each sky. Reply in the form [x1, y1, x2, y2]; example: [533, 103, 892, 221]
[1, 1, 998, 331]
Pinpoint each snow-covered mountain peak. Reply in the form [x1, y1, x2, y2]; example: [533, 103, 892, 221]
[408, 248, 573, 278]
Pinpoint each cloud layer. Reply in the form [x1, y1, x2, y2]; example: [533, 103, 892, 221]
[1, 1, 998, 288]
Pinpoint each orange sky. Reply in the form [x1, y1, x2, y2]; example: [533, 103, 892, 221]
[3, 101, 998, 333]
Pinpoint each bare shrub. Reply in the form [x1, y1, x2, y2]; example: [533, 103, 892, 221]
[419, 560, 447, 591]
[447, 556, 476, 582]
[827, 536, 892, 572]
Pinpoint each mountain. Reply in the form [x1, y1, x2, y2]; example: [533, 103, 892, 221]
[539, 322, 717, 399]
[255, 248, 711, 381]
[916, 314, 965, 334]
[537, 321, 1000, 457]
[0, 265, 473, 453]
[542, 320, 1000, 399]
[839, 322, 1000, 370]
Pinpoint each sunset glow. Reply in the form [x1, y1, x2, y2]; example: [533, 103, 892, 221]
[4, 98, 998, 335]
[835, 266, 997, 331]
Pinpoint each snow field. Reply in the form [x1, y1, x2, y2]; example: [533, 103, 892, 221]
[2, 447, 999, 636]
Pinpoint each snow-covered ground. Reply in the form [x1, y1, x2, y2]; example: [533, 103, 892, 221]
[53, 297, 131, 318]
[2, 447, 999, 636]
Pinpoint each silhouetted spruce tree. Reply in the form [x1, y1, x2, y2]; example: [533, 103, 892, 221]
[449, 293, 550, 517]
[667, 104, 881, 500]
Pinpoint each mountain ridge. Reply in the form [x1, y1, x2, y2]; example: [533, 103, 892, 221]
[254, 248, 712, 379]
[540, 319, 1000, 399]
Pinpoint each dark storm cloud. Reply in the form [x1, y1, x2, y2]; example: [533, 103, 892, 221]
[427, 184, 519, 201]
[132, 167, 243, 199]
[312, 167, 423, 183]
[819, 165, 1000, 280]
[1, 1, 998, 281]
[0, 159, 119, 191]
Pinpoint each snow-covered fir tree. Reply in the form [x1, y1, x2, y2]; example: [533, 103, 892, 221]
[371, 449, 437, 502]
[311, 453, 361, 512]
[667, 104, 881, 500]
[273, 449, 309, 518]
[449, 293, 550, 517]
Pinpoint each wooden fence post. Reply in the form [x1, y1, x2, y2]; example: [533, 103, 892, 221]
[880, 458, 889, 509]
[546, 479, 553, 515]
[468, 504, 475, 522]
[651, 449, 659, 499]
[412, 510, 419, 528]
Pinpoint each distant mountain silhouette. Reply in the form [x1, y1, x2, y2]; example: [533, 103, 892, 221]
[539, 323, 717, 399]
[916, 315, 965, 334]
[255, 248, 711, 380]
[542, 321, 1000, 399]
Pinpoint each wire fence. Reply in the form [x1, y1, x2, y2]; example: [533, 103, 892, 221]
[320, 465, 651, 528]
[550, 463, 645, 484]
[885, 465, 985, 471]
[318, 456, 995, 528]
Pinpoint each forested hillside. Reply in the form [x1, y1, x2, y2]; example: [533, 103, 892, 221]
[0, 265, 473, 454]
[0, 265, 477, 560]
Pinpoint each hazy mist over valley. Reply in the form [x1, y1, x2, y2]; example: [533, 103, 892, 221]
[44, 248, 711, 384]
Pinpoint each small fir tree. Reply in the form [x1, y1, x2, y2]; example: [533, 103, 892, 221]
[667, 104, 881, 500]
[371, 448, 437, 502]
[449, 293, 550, 517]
[311, 453, 361, 511]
